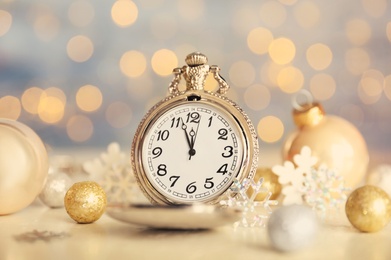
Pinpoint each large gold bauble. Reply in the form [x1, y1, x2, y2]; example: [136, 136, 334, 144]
[283, 102, 368, 188]
[345, 185, 391, 232]
[64, 181, 107, 224]
[0, 119, 48, 215]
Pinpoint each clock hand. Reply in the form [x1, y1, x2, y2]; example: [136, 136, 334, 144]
[189, 128, 196, 160]
[181, 118, 196, 159]
[188, 115, 201, 159]
[190, 116, 201, 149]
[181, 119, 192, 149]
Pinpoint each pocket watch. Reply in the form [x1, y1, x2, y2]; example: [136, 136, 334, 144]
[131, 52, 259, 205]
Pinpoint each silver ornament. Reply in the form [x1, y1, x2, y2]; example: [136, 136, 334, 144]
[39, 172, 73, 208]
[267, 205, 318, 252]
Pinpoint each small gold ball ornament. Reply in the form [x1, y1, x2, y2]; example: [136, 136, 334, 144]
[248, 168, 282, 201]
[64, 181, 107, 224]
[345, 185, 391, 232]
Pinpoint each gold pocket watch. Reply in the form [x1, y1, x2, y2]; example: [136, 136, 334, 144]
[131, 52, 259, 205]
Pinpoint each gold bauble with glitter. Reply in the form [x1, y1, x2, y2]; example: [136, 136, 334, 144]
[249, 168, 282, 201]
[345, 185, 391, 232]
[64, 181, 107, 224]
[283, 99, 368, 188]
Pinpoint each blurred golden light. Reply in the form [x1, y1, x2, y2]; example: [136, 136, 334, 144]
[345, 48, 371, 75]
[68, 0, 95, 27]
[0, 10, 12, 37]
[306, 43, 333, 71]
[111, 0, 138, 27]
[293, 1, 320, 29]
[0, 96, 21, 120]
[278, 0, 298, 5]
[358, 70, 384, 104]
[244, 84, 271, 111]
[260, 61, 285, 86]
[229, 60, 256, 88]
[45, 87, 66, 104]
[150, 14, 177, 40]
[76, 85, 103, 112]
[247, 27, 274, 55]
[339, 104, 364, 127]
[66, 115, 93, 142]
[259, 1, 287, 28]
[387, 22, 391, 43]
[21, 87, 45, 114]
[310, 73, 336, 100]
[120, 50, 147, 78]
[33, 13, 59, 42]
[384, 75, 391, 101]
[105, 101, 132, 128]
[38, 96, 65, 124]
[257, 116, 284, 143]
[277, 66, 304, 93]
[204, 73, 218, 92]
[346, 19, 372, 46]
[269, 38, 296, 65]
[177, 0, 204, 21]
[360, 69, 384, 97]
[358, 84, 381, 105]
[362, 0, 387, 18]
[151, 49, 178, 76]
[66, 35, 94, 63]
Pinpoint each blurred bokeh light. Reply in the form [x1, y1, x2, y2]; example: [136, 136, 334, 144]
[0, 0, 390, 157]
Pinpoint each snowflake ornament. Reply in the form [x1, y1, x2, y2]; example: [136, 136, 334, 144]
[83, 143, 149, 205]
[304, 165, 350, 214]
[220, 178, 278, 228]
[272, 146, 350, 218]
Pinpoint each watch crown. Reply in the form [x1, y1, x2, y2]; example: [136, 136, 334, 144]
[185, 52, 208, 67]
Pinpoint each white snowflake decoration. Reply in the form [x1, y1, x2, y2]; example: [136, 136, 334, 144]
[272, 146, 349, 217]
[304, 165, 349, 214]
[83, 142, 149, 205]
[220, 178, 278, 228]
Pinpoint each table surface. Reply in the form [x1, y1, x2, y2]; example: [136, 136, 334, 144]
[1, 200, 391, 260]
[1, 148, 390, 260]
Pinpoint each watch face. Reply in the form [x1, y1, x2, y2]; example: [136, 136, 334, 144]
[140, 101, 246, 204]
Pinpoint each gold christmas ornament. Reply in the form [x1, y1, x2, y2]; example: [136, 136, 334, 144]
[345, 185, 391, 232]
[0, 119, 48, 215]
[283, 91, 369, 188]
[64, 181, 107, 224]
[249, 168, 282, 201]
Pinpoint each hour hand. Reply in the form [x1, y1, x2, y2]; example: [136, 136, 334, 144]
[181, 118, 196, 160]
[188, 128, 196, 159]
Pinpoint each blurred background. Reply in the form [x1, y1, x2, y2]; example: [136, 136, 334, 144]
[0, 0, 390, 161]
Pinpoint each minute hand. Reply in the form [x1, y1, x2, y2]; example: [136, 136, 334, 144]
[181, 118, 192, 150]
[190, 116, 201, 151]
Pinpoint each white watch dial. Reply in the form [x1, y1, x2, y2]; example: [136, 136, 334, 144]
[141, 102, 245, 203]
